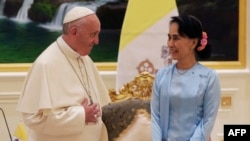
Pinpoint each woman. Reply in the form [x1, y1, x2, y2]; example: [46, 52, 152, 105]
[151, 15, 221, 141]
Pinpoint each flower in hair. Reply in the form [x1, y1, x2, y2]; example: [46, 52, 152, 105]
[200, 32, 208, 47]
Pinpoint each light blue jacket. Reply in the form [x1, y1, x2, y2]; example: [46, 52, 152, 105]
[151, 63, 221, 141]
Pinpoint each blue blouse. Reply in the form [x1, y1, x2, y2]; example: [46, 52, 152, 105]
[151, 63, 221, 141]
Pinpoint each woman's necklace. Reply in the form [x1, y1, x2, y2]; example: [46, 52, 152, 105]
[175, 62, 197, 75]
[57, 41, 94, 105]
[176, 68, 189, 75]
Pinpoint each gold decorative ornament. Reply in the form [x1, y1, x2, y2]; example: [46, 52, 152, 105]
[109, 71, 155, 102]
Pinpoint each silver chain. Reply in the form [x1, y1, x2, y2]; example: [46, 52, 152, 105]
[57, 41, 93, 105]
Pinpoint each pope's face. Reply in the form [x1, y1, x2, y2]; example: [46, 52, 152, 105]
[75, 15, 100, 56]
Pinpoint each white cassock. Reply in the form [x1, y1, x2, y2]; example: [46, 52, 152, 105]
[17, 36, 111, 141]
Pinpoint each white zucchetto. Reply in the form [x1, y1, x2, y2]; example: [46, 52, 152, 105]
[63, 6, 95, 24]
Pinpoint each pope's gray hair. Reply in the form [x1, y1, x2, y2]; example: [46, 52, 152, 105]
[62, 17, 87, 34]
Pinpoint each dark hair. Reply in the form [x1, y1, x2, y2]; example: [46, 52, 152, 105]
[170, 15, 211, 59]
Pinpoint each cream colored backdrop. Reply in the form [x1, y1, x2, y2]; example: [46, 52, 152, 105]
[1, 2, 250, 141]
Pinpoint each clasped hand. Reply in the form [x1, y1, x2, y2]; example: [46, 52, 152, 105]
[82, 98, 101, 123]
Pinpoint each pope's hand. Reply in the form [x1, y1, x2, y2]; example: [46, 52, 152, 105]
[81, 98, 101, 123]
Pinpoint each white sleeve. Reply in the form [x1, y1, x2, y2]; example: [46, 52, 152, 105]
[22, 106, 85, 136]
